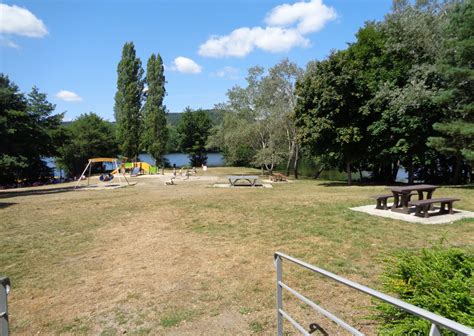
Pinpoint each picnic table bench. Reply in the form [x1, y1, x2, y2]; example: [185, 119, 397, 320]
[227, 175, 259, 187]
[409, 198, 460, 218]
[371, 192, 416, 210]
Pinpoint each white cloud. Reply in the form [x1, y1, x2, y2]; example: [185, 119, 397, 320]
[199, 26, 308, 58]
[56, 90, 83, 102]
[0, 4, 48, 37]
[265, 0, 337, 34]
[212, 66, 240, 79]
[198, 0, 335, 58]
[170, 56, 202, 74]
[0, 36, 19, 49]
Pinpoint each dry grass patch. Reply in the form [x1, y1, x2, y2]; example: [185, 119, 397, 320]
[1, 169, 473, 334]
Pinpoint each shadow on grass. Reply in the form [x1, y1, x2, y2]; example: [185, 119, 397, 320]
[319, 181, 393, 187]
[446, 184, 474, 190]
[0, 202, 16, 209]
[0, 186, 76, 199]
[320, 181, 474, 188]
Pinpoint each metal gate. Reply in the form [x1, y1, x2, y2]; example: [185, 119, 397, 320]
[0, 277, 10, 336]
[274, 252, 473, 336]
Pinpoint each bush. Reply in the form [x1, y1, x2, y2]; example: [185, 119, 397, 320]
[375, 246, 473, 335]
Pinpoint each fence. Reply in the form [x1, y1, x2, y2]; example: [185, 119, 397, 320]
[274, 252, 474, 336]
[0, 277, 10, 336]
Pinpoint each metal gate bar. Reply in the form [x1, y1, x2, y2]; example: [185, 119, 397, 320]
[0, 277, 10, 336]
[275, 252, 474, 336]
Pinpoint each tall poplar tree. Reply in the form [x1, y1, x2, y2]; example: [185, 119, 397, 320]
[114, 42, 144, 160]
[142, 53, 168, 165]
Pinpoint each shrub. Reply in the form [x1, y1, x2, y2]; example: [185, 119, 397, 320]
[375, 246, 473, 335]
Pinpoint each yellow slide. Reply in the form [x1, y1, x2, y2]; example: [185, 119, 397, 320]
[112, 162, 156, 175]
[140, 162, 152, 174]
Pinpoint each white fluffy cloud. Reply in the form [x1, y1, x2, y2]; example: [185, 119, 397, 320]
[170, 57, 202, 74]
[56, 90, 83, 102]
[200, 27, 308, 58]
[265, 0, 337, 34]
[0, 4, 48, 37]
[199, 0, 336, 58]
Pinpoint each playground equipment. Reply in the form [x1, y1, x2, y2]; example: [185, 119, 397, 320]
[74, 158, 130, 189]
[111, 161, 158, 175]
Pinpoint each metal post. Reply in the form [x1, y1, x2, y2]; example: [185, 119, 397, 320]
[275, 255, 283, 336]
[0, 277, 10, 336]
[114, 160, 122, 185]
[87, 162, 92, 186]
[429, 324, 442, 336]
[74, 160, 91, 189]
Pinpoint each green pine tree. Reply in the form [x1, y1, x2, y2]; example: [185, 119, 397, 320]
[114, 42, 144, 160]
[0, 75, 64, 184]
[142, 53, 168, 166]
[427, 1, 474, 183]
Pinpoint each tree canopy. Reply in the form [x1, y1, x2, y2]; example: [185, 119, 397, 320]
[142, 53, 168, 165]
[57, 113, 119, 177]
[177, 107, 212, 166]
[294, 0, 473, 184]
[209, 59, 303, 176]
[0, 75, 64, 184]
[114, 42, 144, 160]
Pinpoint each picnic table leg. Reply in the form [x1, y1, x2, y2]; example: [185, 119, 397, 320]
[439, 202, 447, 214]
[423, 204, 430, 218]
[391, 192, 400, 210]
[427, 189, 435, 210]
[400, 193, 410, 214]
[417, 190, 424, 200]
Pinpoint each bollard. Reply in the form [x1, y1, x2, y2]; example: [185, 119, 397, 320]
[0, 277, 10, 336]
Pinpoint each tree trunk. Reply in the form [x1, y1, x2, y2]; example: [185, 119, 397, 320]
[358, 168, 363, 183]
[261, 165, 264, 176]
[407, 160, 414, 185]
[347, 161, 352, 186]
[453, 155, 462, 184]
[293, 145, 299, 179]
[286, 142, 294, 176]
[313, 167, 324, 179]
[391, 161, 399, 184]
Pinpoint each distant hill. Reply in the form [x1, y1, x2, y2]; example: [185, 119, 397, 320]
[62, 109, 222, 127]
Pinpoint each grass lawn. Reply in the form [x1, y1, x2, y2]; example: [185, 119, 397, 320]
[1, 167, 473, 335]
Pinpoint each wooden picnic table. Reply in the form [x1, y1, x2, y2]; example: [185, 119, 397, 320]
[227, 175, 259, 187]
[389, 184, 438, 214]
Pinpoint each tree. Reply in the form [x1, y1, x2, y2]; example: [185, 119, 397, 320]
[427, 0, 474, 183]
[212, 63, 300, 174]
[295, 52, 368, 185]
[114, 42, 144, 160]
[0, 75, 64, 185]
[177, 107, 212, 166]
[142, 53, 168, 166]
[57, 113, 119, 177]
[294, 1, 460, 184]
[266, 59, 303, 178]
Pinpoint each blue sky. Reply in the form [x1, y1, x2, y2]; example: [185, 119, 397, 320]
[0, 0, 392, 121]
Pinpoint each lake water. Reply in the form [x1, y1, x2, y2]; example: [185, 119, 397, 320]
[140, 153, 224, 167]
[45, 153, 225, 177]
